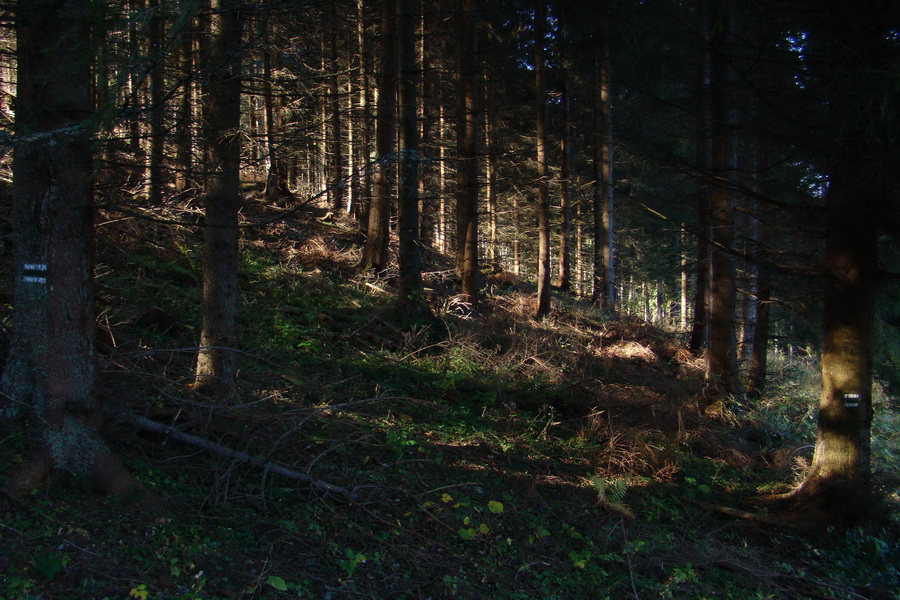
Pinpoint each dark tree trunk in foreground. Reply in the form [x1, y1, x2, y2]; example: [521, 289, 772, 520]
[704, 0, 740, 397]
[689, 17, 712, 355]
[790, 0, 893, 523]
[456, 0, 479, 306]
[1, 0, 141, 496]
[194, 0, 243, 397]
[534, 1, 551, 320]
[360, 0, 397, 274]
[396, 0, 429, 316]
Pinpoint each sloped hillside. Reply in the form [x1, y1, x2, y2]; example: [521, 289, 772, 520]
[1, 202, 898, 600]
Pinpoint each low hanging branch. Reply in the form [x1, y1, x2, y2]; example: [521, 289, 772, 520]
[114, 410, 355, 500]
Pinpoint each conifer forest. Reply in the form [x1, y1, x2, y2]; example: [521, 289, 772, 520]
[0, 0, 899, 598]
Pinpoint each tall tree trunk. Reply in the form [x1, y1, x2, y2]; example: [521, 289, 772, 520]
[533, 0, 551, 320]
[456, 0, 479, 306]
[746, 130, 771, 398]
[575, 186, 584, 296]
[592, 27, 615, 311]
[355, 0, 373, 229]
[175, 8, 195, 194]
[329, 9, 345, 213]
[194, 0, 243, 398]
[485, 73, 498, 271]
[2, 0, 141, 496]
[127, 0, 145, 158]
[689, 20, 712, 354]
[417, 6, 433, 247]
[791, 0, 890, 523]
[262, 16, 290, 200]
[396, 0, 429, 316]
[681, 225, 689, 331]
[558, 74, 572, 292]
[148, 0, 166, 205]
[705, 0, 740, 397]
[437, 103, 447, 252]
[360, 0, 397, 274]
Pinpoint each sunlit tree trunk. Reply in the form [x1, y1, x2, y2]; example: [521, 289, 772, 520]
[1, 0, 141, 496]
[437, 103, 447, 252]
[576, 187, 584, 296]
[194, 0, 243, 397]
[558, 74, 572, 293]
[534, 0, 551, 319]
[456, 0, 479, 306]
[417, 6, 433, 246]
[355, 0, 373, 229]
[485, 64, 498, 270]
[791, 0, 890, 523]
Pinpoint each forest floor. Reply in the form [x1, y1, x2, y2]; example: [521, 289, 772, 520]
[1, 196, 899, 599]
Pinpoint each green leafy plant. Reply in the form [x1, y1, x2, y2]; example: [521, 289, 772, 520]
[341, 547, 367, 577]
[590, 476, 635, 519]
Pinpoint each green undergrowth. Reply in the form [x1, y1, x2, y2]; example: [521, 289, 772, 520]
[2, 213, 899, 599]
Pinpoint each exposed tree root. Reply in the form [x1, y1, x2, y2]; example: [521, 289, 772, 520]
[91, 451, 151, 500]
[683, 497, 795, 529]
[773, 475, 874, 527]
[7, 450, 54, 494]
[6, 445, 156, 507]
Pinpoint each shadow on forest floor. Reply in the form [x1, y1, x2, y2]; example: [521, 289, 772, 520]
[1, 200, 899, 600]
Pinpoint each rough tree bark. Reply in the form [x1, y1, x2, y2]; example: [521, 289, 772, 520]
[534, 0, 551, 320]
[360, 0, 396, 274]
[788, 0, 894, 523]
[456, 0, 479, 307]
[591, 22, 615, 312]
[328, 3, 345, 213]
[705, 0, 740, 397]
[689, 13, 712, 354]
[558, 74, 572, 293]
[396, 0, 430, 316]
[1, 0, 142, 497]
[262, 14, 291, 200]
[148, 0, 167, 205]
[194, 0, 243, 397]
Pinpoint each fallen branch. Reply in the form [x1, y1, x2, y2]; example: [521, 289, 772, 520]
[114, 410, 355, 500]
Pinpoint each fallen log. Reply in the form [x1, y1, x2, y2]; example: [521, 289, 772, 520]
[113, 410, 355, 500]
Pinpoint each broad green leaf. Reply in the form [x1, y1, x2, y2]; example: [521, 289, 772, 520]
[266, 575, 288, 591]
